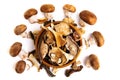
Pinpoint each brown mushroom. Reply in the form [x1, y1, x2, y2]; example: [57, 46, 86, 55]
[79, 10, 97, 25]
[24, 8, 38, 24]
[9, 42, 22, 57]
[63, 4, 76, 17]
[92, 31, 104, 47]
[14, 24, 27, 35]
[40, 4, 55, 20]
[15, 60, 26, 73]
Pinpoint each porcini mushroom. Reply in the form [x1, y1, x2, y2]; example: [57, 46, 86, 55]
[40, 4, 55, 20]
[63, 4, 76, 17]
[24, 8, 38, 24]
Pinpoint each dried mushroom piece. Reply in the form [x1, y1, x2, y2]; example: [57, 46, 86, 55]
[62, 17, 74, 24]
[92, 31, 104, 47]
[24, 8, 38, 24]
[15, 60, 26, 73]
[54, 22, 72, 36]
[14, 24, 27, 35]
[9, 42, 22, 57]
[89, 54, 100, 70]
[40, 4, 55, 19]
[79, 10, 97, 25]
[66, 36, 80, 56]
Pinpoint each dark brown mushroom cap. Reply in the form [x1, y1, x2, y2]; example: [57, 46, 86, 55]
[92, 31, 104, 47]
[63, 4, 76, 13]
[79, 10, 97, 25]
[40, 4, 55, 13]
[24, 8, 38, 19]
[15, 60, 26, 73]
[9, 42, 22, 57]
[14, 24, 27, 35]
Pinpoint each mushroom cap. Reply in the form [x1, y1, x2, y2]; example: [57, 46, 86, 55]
[24, 8, 38, 19]
[40, 4, 55, 13]
[92, 31, 104, 47]
[63, 4, 76, 13]
[14, 24, 27, 35]
[9, 42, 22, 57]
[79, 10, 97, 25]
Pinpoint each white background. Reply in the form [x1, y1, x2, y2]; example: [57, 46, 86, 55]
[0, 0, 120, 80]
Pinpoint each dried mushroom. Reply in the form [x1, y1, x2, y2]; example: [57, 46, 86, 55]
[9, 42, 22, 57]
[24, 8, 38, 24]
[79, 10, 97, 25]
[66, 36, 80, 56]
[15, 60, 26, 73]
[92, 31, 104, 47]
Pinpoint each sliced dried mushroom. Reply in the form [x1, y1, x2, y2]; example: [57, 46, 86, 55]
[48, 47, 67, 66]
[54, 22, 72, 36]
[9, 42, 22, 57]
[14, 24, 27, 35]
[92, 31, 104, 47]
[37, 18, 48, 24]
[40, 40, 49, 58]
[15, 60, 26, 73]
[89, 54, 100, 70]
[66, 36, 80, 56]
[62, 17, 74, 24]
[63, 4, 76, 17]
[79, 10, 97, 25]
[24, 8, 38, 24]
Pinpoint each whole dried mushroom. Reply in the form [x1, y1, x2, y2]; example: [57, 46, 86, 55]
[9, 42, 22, 57]
[89, 54, 100, 70]
[14, 24, 27, 35]
[15, 60, 26, 73]
[79, 10, 97, 25]
[92, 31, 104, 47]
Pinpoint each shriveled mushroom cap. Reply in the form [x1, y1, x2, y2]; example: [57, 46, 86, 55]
[63, 4, 76, 13]
[9, 42, 22, 57]
[92, 31, 104, 47]
[14, 24, 27, 35]
[24, 8, 38, 19]
[40, 4, 55, 13]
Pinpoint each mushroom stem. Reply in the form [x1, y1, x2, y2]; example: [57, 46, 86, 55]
[64, 10, 72, 18]
[18, 49, 28, 60]
[28, 15, 38, 24]
[44, 13, 53, 20]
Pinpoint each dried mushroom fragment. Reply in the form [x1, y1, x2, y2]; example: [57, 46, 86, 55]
[24, 8, 38, 23]
[48, 47, 68, 66]
[9, 42, 22, 57]
[48, 27, 66, 47]
[40, 40, 49, 58]
[14, 24, 27, 35]
[54, 22, 72, 36]
[89, 54, 100, 70]
[37, 18, 48, 24]
[66, 36, 80, 56]
[15, 60, 26, 73]
[63, 17, 74, 24]
[79, 10, 97, 25]
[92, 31, 104, 47]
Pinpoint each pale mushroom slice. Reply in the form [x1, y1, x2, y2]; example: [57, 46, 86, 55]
[40, 40, 49, 58]
[66, 36, 80, 56]
[47, 27, 66, 47]
[24, 8, 38, 24]
[48, 47, 73, 66]
[63, 4, 76, 17]
[54, 22, 72, 36]
[40, 4, 55, 20]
